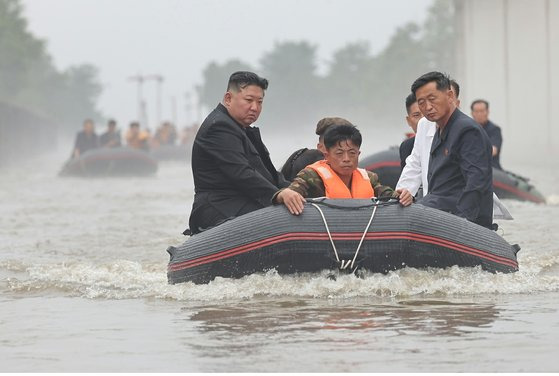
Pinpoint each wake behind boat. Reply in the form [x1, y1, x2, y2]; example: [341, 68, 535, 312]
[167, 199, 519, 285]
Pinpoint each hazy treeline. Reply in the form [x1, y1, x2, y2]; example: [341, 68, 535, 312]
[196, 0, 456, 132]
[0, 0, 103, 133]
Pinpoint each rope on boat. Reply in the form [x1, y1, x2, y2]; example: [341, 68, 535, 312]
[350, 204, 378, 269]
[310, 200, 379, 271]
[310, 202, 341, 265]
[306, 196, 398, 209]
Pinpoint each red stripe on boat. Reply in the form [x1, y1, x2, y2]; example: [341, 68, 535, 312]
[493, 180, 545, 203]
[364, 161, 401, 171]
[169, 231, 518, 271]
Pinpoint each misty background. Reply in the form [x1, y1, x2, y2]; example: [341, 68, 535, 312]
[1, 0, 558, 167]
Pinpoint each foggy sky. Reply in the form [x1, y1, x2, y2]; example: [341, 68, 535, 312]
[22, 0, 431, 129]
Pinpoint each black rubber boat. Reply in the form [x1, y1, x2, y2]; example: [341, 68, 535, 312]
[59, 147, 158, 177]
[359, 147, 546, 204]
[167, 199, 519, 285]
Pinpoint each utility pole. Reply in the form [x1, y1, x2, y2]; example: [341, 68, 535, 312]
[145, 74, 164, 129]
[128, 74, 146, 127]
[185, 92, 193, 125]
[171, 96, 178, 126]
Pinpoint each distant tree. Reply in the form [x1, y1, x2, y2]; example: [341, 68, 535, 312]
[196, 59, 254, 112]
[55, 65, 103, 126]
[194, 0, 457, 132]
[367, 0, 457, 125]
[258, 41, 321, 127]
[0, 0, 104, 132]
[367, 22, 427, 123]
[322, 41, 374, 116]
[421, 0, 457, 71]
[0, 0, 49, 100]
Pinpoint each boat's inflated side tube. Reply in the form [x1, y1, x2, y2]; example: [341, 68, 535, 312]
[167, 199, 519, 284]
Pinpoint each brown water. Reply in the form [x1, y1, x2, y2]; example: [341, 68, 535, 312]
[1, 148, 558, 372]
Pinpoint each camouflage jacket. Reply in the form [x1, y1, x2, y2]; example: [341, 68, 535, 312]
[286, 167, 396, 199]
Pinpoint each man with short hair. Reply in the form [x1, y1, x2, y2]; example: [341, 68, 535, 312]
[275, 125, 413, 215]
[471, 99, 503, 170]
[71, 119, 98, 159]
[99, 119, 121, 148]
[188, 71, 289, 234]
[411, 71, 493, 228]
[397, 80, 460, 196]
[399, 93, 422, 168]
[280, 117, 353, 181]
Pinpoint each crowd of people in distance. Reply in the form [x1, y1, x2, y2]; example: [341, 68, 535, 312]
[70, 119, 199, 159]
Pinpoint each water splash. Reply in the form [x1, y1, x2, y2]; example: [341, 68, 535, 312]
[4, 255, 559, 302]
[546, 194, 559, 206]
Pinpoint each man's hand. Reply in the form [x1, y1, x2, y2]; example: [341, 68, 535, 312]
[276, 188, 306, 215]
[395, 188, 413, 207]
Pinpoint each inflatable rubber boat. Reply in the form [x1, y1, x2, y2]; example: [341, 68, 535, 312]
[359, 147, 546, 204]
[167, 199, 520, 285]
[59, 147, 158, 177]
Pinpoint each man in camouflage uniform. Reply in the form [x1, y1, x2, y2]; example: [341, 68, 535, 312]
[280, 117, 353, 181]
[274, 125, 413, 214]
[286, 165, 396, 200]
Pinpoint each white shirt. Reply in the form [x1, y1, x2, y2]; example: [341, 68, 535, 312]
[396, 117, 436, 195]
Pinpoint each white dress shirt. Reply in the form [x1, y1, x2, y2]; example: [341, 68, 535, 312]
[396, 117, 436, 195]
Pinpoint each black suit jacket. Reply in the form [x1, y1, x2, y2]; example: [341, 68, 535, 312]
[399, 136, 415, 169]
[482, 120, 503, 170]
[188, 103, 288, 233]
[421, 109, 493, 228]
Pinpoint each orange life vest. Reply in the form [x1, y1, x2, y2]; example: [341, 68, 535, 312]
[307, 160, 375, 199]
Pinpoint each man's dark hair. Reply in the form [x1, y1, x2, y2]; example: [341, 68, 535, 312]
[323, 125, 362, 149]
[471, 99, 489, 111]
[130, 121, 140, 128]
[405, 93, 416, 114]
[411, 71, 451, 96]
[227, 71, 268, 92]
[108, 119, 116, 126]
[450, 80, 460, 98]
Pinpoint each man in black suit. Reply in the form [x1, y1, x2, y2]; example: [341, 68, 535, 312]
[412, 71, 493, 229]
[187, 71, 295, 234]
[471, 99, 503, 170]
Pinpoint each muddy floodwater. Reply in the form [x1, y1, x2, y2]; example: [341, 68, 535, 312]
[1, 148, 558, 372]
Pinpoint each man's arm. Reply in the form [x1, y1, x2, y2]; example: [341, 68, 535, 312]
[456, 128, 493, 221]
[273, 168, 317, 215]
[491, 126, 502, 157]
[369, 171, 413, 206]
[199, 123, 280, 206]
[369, 171, 395, 198]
